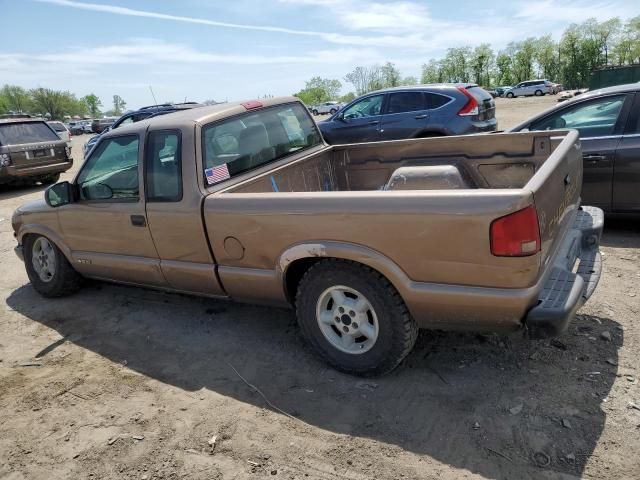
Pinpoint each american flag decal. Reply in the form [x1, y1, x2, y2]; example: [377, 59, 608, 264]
[205, 164, 230, 185]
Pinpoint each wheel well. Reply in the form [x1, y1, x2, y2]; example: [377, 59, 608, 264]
[415, 131, 444, 138]
[284, 257, 322, 302]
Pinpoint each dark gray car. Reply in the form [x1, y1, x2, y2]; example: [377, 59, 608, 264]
[510, 83, 640, 213]
[318, 84, 497, 144]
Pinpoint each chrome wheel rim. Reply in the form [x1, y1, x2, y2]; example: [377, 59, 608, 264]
[316, 285, 379, 354]
[32, 237, 56, 283]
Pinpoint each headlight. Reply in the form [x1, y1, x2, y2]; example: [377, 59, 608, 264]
[0, 153, 11, 167]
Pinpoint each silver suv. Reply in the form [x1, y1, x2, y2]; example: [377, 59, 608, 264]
[311, 101, 343, 115]
[505, 80, 553, 98]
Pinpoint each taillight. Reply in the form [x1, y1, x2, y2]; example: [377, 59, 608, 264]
[457, 86, 479, 116]
[490, 205, 541, 257]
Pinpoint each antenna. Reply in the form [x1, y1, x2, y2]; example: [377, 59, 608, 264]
[149, 86, 158, 106]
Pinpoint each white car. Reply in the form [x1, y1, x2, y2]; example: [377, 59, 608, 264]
[47, 121, 72, 147]
[504, 80, 554, 98]
[311, 101, 343, 115]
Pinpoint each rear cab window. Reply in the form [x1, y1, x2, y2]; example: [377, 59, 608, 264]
[0, 121, 60, 145]
[202, 103, 321, 185]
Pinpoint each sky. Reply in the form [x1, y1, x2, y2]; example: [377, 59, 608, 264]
[0, 0, 636, 109]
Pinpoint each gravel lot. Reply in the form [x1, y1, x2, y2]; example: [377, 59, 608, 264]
[1, 95, 639, 480]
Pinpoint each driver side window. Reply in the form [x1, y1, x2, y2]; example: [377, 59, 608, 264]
[342, 95, 384, 119]
[77, 135, 140, 201]
[530, 95, 625, 138]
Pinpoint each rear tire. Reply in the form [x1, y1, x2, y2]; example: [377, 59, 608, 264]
[329, 108, 337, 115]
[312, 109, 319, 116]
[40, 173, 60, 185]
[24, 235, 83, 298]
[295, 259, 418, 376]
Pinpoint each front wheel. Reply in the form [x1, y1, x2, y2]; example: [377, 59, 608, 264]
[296, 259, 418, 376]
[534, 89, 543, 96]
[24, 235, 83, 297]
[329, 108, 337, 115]
[312, 109, 319, 116]
[506, 92, 514, 98]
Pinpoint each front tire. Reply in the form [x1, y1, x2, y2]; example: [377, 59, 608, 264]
[296, 259, 418, 376]
[329, 108, 337, 115]
[506, 92, 514, 98]
[534, 89, 543, 96]
[312, 109, 319, 116]
[24, 235, 83, 297]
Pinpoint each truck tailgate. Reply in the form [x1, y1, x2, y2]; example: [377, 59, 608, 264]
[525, 130, 583, 269]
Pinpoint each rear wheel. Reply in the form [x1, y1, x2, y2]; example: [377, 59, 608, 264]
[40, 173, 60, 185]
[24, 235, 83, 297]
[296, 259, 417, 376]
[329, 108, 337, 115]
[312, 109, 319, 116]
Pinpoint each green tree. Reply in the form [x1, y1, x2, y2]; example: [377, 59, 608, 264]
[470, 44, 494, 86]
[339, 92, 356, 103]
[112, 95, 126, 115]
[30, 88, 85, 120]
[495, 53, 513, 85]
[380, 62, 401, 87]
[0, 85, 31, 112]
[344, 66, 384, 95]
[401, 76, 418, 86]
[82, 94, 102, 118]
[294, 77, 342, 105]
[421, 59, 442, 83]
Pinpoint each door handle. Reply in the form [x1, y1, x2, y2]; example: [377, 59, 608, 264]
[583, 154, 607, 164]
[130, 215, 146, 227]
[414, 114, 428, 119]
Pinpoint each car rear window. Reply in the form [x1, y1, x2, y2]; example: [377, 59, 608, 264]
[49, 122, 67, 132]
[202, 103, 321, 185]
[0, 121, 60, 145]
[466, 86, 492, 102]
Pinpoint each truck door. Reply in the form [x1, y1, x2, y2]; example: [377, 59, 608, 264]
[144, 128, 226, 296]
[379, 91, 429, 140]
[57, 134, 166, 285]
[611, 92, 640, 212]
[529, 93, 632, 211]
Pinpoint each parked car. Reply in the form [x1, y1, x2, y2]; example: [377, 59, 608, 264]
[69, 120, 91, 135]
[91, 117, 117, 134]
[84, 103, 203, 156]
[12, 97, 602, 376]
[510, 83, 640, 213]
[47, 121, 72, 147]
[558, 90, 574, 102]
[318, 84, 497, 144]
[495, 86, 512, 97]
[504, 80, 554, 98]
[311, 101, 343, 115]
[0, 118, 72, 185]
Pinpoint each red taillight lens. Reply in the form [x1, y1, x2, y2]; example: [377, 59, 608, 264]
[490, 205, 541, 257]
[457, 86, 479, 116]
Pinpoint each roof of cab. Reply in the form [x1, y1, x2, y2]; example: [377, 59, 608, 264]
[106, 96, 301, 137]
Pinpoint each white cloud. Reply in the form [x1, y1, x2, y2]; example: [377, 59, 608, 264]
[515, 0, 636, 23]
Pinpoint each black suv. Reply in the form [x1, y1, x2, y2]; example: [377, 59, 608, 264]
[84, 102, 203, 156]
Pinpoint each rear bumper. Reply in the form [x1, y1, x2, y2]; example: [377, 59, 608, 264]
[0, 159, 73, 181]
[524, 206, 604, 339]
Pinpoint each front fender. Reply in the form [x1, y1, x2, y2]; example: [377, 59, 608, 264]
[17, 223, 73, 263]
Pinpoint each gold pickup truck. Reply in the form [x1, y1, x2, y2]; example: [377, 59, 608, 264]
[12, 97, 603, 375]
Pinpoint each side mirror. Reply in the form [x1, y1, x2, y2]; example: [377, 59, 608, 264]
[45, 181, 73, 207]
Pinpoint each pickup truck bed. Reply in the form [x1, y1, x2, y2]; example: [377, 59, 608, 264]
[12, 97, 603, 375]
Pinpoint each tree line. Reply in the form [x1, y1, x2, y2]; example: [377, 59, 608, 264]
[0, 85, 127, 120]
[295, 16, 640, 104]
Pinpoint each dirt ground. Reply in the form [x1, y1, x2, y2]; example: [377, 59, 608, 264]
[1, 96, 639, 480]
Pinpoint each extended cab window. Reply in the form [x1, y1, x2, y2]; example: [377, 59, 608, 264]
[146, 130, 181, 201]
[202, 103, 321, 185]
[530, 95, 625, 137]
[77, 135, 139, 200]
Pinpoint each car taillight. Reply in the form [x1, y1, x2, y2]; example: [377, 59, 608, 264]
[490, 205, 541, 257]
[457, 86, 479, 116]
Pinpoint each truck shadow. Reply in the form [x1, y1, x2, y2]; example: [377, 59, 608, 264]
[7, 283, 620, 480]
[600, 216, 640, 249]
[0, 183, 46, 202]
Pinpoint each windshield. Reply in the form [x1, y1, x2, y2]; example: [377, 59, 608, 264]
[202, 103, 321, 185]
[0, 121, 60, 145]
